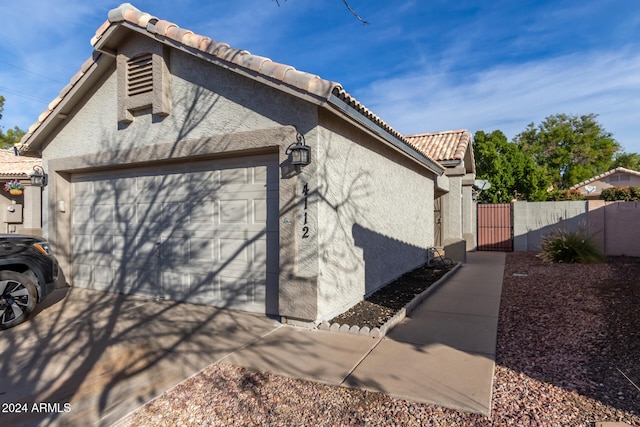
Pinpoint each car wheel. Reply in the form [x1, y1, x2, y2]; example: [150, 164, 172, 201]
[0, 271, 37, 330]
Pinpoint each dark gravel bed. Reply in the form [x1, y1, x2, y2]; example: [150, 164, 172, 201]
[327, 263, 453, 329]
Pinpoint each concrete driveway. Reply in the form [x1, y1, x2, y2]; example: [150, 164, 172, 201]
[0, 287, 279, 427]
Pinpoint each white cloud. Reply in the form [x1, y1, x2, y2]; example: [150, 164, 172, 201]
[360, 47, 640, 153]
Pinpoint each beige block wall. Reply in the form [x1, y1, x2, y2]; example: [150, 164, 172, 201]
[588, 200, 640, 257]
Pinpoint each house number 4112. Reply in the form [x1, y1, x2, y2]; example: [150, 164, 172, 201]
[302, 183, 310, 238]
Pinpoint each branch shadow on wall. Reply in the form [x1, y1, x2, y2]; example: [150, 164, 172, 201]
[352, 223, 427, 297]
[0, 84, 309, 426]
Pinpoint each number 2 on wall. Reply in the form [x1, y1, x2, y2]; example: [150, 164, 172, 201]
[301, 183, 310, 238]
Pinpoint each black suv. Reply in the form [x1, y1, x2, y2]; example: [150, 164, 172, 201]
[0, 235, 59, 329]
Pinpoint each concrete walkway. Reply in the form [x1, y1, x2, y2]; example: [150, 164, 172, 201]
[222, 251, 506, 415]
[1, 252, 505, 426]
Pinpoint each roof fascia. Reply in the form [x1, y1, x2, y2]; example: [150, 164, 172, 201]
[327, 93, 445, 176]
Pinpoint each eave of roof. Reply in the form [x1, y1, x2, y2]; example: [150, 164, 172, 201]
[570, 167, 640, 189]
[19, 3, 443, 175]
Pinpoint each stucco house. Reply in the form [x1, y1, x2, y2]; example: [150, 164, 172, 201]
[18, 3, 450, 325]
[0, 149, 43, 235]
[406, 130, 477, 256]
[570, 167, 640, 200]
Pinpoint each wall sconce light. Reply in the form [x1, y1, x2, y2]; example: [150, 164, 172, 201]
[286, 132, 311, 166]
[30, 165, 48, 188]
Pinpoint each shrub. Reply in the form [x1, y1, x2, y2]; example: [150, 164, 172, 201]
[538, 228, 604, 264]
[546, 189, 585, 201]
[600, 186, 640, 201]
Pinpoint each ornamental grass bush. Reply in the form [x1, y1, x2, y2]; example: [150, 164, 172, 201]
[538, 228, 604, 264]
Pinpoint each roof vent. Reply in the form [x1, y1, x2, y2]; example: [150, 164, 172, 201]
[127, 53, 154, 96]
[117, 45, 171, 124]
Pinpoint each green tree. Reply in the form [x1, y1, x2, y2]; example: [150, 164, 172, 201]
[474, 130, 550, 203]
[515, 113, 621, 190]
[0, 126, 25, 149]
[612, 152, 640, 171]
[0, 95, 26, 148]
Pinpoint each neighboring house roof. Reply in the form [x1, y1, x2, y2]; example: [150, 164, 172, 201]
[0, 149, 42, 179]
[18, 3, 444, 175]
[570, 167, 640, 189]
[406, 129, 475, 173]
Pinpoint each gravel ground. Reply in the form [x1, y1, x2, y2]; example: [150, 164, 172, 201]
[118, 252, 640, 426]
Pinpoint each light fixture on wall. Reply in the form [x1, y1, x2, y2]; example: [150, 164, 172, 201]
[286, 132, 311, 166]
[30, 165, 48, 188]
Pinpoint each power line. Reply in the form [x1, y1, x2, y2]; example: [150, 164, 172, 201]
[0, 60, 67, 85]
[0, 86, 51, 104]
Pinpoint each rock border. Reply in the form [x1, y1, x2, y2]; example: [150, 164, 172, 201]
[317, 262, 462, 338]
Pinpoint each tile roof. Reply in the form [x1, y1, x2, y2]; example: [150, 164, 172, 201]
[570, 167, 640, 189]
[0, 149, 42, 178]
[19, 2, 434, 171]
[405, 130, 472, 162]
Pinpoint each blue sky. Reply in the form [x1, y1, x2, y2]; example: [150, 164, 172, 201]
[1, 0, 639, 153]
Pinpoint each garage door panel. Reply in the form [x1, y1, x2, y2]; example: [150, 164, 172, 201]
[218, 237, 249, 264]
[189, 201, 216, 223]
[71, 155, 278, 314]
[219, 200, 248, 224]
[135, 269, 160, 298]
[184, 273, 218, 305]
[189, 238, 216, 262]
[73, 205, 93, 225]
[116, 204, 137, 224]
[219, 168, 248, 185]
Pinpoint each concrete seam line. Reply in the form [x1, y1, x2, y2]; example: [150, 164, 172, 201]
[215, 323, 285, 365]
[339, 337, 385, 386]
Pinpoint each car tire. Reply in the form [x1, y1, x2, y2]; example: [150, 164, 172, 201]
[0, 271, 37, 330]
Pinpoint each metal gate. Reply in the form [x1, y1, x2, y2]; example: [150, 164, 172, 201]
[477, 203, 513, 251]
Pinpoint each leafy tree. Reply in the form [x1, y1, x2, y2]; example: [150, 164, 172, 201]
[515, 113, 621, 190]
[474, 130, 549, 203]
[612, 152, 640, 171]
[0, 126, 25, 149]
[0, 95, 26, 148]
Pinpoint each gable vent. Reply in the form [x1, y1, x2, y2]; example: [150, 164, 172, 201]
[127, 54, 154, 96]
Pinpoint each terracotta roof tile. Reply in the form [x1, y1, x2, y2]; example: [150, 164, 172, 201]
[0, 150, 42, 177]
[570, 167, 640, 189]
[405, 130, 472, 162]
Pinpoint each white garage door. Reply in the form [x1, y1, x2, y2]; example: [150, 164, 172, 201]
[71, 155, 279, 314]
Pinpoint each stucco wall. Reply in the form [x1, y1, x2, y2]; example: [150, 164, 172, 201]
[462, 183, 476, 250]
[444, 175, 463, 241]
[513, 201, 588, 251]
[43, 44, 316, 161]
[40, 37, 324, 322]
[588, 200, 640, 257]
[512, 200, 640, 257]
[314, 114, 435, 321]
